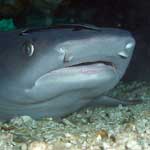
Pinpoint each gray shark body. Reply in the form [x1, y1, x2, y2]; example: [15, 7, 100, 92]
[0, 24, 135, 120]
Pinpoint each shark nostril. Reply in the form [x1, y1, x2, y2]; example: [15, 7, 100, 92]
[125, 42, 134, 49]
[118, 51, 128, 59]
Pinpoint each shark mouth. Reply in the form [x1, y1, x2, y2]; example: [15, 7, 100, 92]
[42, 60, 116, 80]
[67, 61, 115, 68]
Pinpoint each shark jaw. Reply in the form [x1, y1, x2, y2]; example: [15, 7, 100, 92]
[35, 59, 117, 86]
[23, 59, 118, 105]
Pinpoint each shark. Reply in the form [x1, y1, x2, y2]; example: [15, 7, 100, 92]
[0, 24, 136, 120]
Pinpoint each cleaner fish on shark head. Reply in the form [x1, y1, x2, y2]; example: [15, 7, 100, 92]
[0, 24, 136, 120]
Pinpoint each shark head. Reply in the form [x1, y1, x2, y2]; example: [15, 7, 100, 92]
[0, 24, 135, 106]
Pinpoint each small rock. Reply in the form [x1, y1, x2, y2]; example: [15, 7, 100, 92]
[96, 129, 108, 139]
[65, 142, 72, 148]
[10, 116, 34, 126]
[28, 141, 48, 150]
[21, 143, 28, 150]
[126, 140, 142, 150]
[0, 133, 13, 150]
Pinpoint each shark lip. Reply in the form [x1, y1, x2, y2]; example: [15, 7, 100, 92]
[67, 61, 115, 68]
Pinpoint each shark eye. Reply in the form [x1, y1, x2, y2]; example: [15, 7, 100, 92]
[23, 41, 34, 56]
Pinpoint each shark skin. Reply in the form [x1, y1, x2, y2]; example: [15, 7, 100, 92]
[0, 24, 136, 120]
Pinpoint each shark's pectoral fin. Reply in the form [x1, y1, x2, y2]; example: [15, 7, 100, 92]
[88, 96, 143, 107]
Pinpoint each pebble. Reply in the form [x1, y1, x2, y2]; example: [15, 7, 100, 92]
[65, 142, 72, 148]
[21, 143, 28, 150]
[126, 141, 142, 150]
[28, 141, 48, 150]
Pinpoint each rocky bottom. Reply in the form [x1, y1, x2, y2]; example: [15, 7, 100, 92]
[0, 81, 150, 150]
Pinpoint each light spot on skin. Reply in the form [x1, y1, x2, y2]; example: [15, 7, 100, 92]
[57, 48, 66, 62]
[57, 48, 73, 63]
[118, 51, 128, 59]
[28, 44, 34, 56]
[125, 42, 134, 49]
